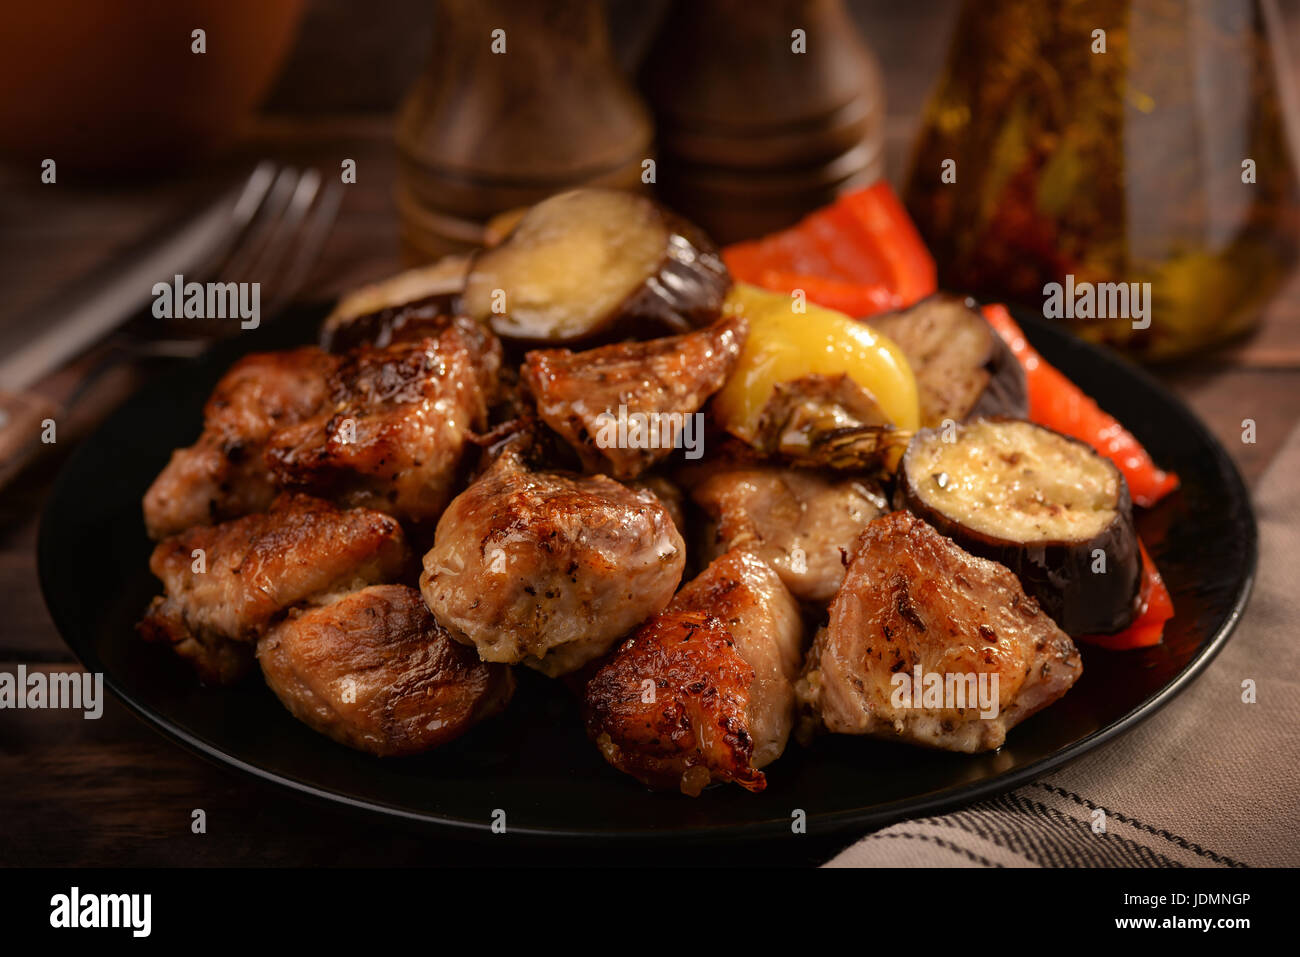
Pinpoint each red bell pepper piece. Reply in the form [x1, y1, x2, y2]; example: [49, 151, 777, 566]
[981, 304, 1180, 508]
[752, 271, 902, 317]
[723, 181, 937, 317]
[835, 183, 937, 305]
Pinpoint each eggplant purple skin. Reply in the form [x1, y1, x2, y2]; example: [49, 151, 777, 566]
[468, 197, 733, 347]
[320, 293, 459, 353]
[966, 302, 1028, 421]
[869, 294, 1027, 427]
[619, 209, 732, 331]
[896, 419, 1142, 636]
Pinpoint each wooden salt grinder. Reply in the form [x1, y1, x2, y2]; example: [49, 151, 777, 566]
[395, 0, 654, 262]
[639, 0, 886, 243]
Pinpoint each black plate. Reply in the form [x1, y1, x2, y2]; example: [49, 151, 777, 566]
[37, 304, 1256, 844]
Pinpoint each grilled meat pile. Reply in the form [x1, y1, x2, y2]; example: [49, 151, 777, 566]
[138, 188, 1118, 792]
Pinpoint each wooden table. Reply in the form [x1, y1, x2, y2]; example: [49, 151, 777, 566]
[4, 24, 1300, 866]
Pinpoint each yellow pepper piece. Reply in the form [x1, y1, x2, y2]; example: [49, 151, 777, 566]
[713, 284, 920, 442]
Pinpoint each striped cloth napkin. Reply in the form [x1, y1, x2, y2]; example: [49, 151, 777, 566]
[826, 424, 1300, 868]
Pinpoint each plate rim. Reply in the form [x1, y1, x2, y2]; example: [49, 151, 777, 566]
[36, 307, 1259, 844]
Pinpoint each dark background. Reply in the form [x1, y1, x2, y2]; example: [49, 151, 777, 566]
[261, 0, 959, 117]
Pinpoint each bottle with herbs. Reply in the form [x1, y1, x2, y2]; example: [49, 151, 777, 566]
[904, 0, 1300, 359]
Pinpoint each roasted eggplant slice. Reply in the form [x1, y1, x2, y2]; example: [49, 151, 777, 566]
[461, 188, 731, 343]
[320, 255, 470, 347]
[898, 417, 1141, 635]
[321, 295, 456, 353]
[868, 294, 1027, 428]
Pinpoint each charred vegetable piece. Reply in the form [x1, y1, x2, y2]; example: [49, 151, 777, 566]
[899, 418, 1142, 635]
[867, 294, 1027, 428]
[462, 188, 731, 343]
[320, 256, 470, 346]
[723, 181, 937, 313]
[748, 272, 903, 317]
[711, 284, 918, 469]
[1078, 540, 1173, 650]
[321, 295, 457, 353]
[983, 304, 1180, 507]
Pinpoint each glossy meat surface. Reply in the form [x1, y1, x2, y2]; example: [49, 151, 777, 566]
[584, 549, 803, 795]
[420, 452, 685, 676]
[267, 318, 501, 525]
[142, 347, 336, 539]
[139, 494, 409, 683]
[680, 462, 885, 603]
[798, 511, 1082, 752]
[521, 315, 746, 478]
[258, 585, 514, 756]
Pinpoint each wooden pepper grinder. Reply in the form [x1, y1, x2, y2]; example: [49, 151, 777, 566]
[640, 0, 885, 243]
[396, 0, 653, 261]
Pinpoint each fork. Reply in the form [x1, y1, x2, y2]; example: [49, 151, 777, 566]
[0, 163, 342, 488]
[98, 163, 342, 363]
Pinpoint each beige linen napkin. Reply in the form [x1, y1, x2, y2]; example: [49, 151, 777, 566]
[826, 425, 1300, 868]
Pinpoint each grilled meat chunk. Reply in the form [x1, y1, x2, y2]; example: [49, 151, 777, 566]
[798, 511, 1082, 752]
[267, 317, 502, 525]
[521, 315, 746, 479]
[142, 347, 336, 539]
[584, 549, 803, 795]
[679, 462, 886, 603]
[420, 451, 686, 677]
[138, 494, 409, 684]
[623, 475, 686, 536]
[258, 585, 514, 756]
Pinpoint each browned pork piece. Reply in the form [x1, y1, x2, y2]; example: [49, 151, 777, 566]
[678, 459, 886, 603]
[138, 494, 409, 684]
[266, 316, 502, 526]
[142, 347, 337, 540]
[521, 315, 747, 479]
[258, 585, 514, 756]
[419, 450, 686, 677]
[798, 511, 1082, 753]
[623, 475, 686, 535]
[584, 549, 803, 795]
